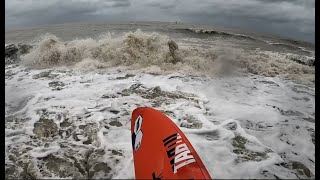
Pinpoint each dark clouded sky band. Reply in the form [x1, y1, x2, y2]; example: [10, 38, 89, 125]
[5, 0, 315, 43]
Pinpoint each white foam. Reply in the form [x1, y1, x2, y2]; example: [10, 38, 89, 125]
[29, 145, 61, 158]
[5, 52, 314, 178]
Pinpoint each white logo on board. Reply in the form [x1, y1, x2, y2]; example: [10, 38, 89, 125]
[133, 115, 143, 151]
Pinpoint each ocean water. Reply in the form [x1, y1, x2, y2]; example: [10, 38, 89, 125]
[5, 22, 315, 179]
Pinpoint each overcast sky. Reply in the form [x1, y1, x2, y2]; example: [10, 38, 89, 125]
[5, 0, 315, 43]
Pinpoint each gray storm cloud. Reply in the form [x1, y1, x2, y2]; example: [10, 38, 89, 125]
[5, 0, 315, 43]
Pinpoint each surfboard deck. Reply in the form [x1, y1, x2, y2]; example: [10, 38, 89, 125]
[131, 107, 212, 179]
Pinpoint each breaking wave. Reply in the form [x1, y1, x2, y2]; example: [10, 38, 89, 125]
[20, 29, 314, 82]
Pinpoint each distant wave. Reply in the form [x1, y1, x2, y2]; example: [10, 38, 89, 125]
[179, 28, 314, 55]
[265, 42, 314, 55]
[177, 28, 259, 41]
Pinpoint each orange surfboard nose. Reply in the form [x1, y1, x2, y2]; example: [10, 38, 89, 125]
[131, 107, 212, 179]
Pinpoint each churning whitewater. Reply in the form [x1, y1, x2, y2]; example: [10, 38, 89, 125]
[5, 23, 315, 179]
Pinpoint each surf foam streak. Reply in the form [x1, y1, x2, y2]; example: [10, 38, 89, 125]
[20, 30, 314, 82]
